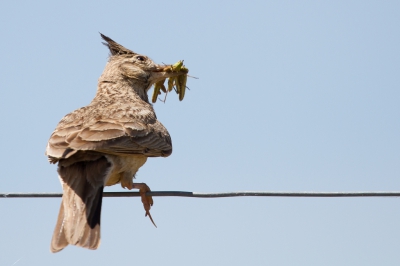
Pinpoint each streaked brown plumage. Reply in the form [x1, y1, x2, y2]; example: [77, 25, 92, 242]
[46, 34, 185, 252]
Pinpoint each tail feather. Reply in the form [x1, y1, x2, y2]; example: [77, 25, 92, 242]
[51, 201, 69, 252]
[50, 155, 110, 253]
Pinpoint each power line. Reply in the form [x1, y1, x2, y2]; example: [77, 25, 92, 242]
[1, 191, 400, 198]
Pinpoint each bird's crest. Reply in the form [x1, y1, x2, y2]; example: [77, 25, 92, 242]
[100, 33, 136, 56]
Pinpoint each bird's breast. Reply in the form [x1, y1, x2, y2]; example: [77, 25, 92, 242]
[104, 154, 147, 186]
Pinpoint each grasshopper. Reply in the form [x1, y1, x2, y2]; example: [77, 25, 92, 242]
[151, 60, 189, 103]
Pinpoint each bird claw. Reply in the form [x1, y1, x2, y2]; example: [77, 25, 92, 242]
[138, 184, 157, 228]
[145, 210, 157, 228]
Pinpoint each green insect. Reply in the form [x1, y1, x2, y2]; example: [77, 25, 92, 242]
[167, 76, 175, 92]
[171, 60, 184, 72]
[151, 79, 166, 103]
[151, 60, 189, 103]
[175, 66, 188, 101]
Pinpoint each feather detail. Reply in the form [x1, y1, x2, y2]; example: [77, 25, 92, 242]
[100, 33, 136, 56]
[50, 156, 111, 253]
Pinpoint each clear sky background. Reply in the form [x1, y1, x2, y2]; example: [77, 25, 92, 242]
[0, 1, 399, 265]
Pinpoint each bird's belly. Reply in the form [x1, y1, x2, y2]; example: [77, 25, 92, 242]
[105, 154, 147, 186]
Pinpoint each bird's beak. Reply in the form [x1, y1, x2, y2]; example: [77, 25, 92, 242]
[149, 64, 188, 83]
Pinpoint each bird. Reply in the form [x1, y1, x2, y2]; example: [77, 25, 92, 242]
[46, 33, 186, 253]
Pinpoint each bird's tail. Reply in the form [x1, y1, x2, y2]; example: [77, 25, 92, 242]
[50, 156, 110, 253]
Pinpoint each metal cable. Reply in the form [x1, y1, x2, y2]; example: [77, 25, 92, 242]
[1, 191, 400, 198]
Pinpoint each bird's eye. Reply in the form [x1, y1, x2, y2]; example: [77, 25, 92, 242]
[136, 56, 145, 62]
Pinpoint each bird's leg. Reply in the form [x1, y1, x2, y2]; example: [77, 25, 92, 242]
[132, 183, 156, 228]
[120, 172, 156, 227]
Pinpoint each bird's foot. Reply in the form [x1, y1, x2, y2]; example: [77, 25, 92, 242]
[132, 183, 157, 228]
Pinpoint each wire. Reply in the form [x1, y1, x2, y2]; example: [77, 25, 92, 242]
[1, 191, 400, 198]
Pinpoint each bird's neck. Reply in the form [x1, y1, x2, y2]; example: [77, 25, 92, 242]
[95, 79, 151, 104]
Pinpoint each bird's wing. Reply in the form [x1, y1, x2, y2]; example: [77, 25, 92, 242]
[46, 103, 172, 161]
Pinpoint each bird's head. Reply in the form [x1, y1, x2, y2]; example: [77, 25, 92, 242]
[99, 33, 186, 89]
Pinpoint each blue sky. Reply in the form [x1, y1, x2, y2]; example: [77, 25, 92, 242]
[0, 1, 399, 265]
